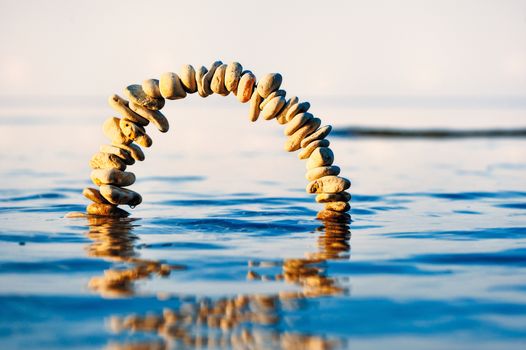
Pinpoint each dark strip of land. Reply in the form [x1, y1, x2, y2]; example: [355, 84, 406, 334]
[332, 127, 526, 138]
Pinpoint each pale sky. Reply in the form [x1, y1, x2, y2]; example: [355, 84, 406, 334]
[0, 0, 525, 98]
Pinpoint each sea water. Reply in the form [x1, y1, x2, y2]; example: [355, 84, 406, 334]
[0, 96, 525, 349]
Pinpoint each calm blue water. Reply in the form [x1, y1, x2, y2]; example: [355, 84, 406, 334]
[0, 98, 525, 349]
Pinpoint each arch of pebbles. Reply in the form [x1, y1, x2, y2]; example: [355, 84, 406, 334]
[82, 61, 351, 222]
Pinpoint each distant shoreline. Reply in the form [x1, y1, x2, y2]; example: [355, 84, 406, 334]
[332, 126, 526, 138]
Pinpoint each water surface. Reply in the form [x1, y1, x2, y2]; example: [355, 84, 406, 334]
[0, 96, 525, 349]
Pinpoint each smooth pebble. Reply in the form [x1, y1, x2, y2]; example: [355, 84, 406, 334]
[134, 134, 152, 148]
[159, 72, 187, 100]
[211, 64, 229, 96]
[119, 118, 146, 140]
[260, 90, 286, 110]
[306, 147, 334, 169]
[316, 209, 350, 223]
[284, 118, 321, 152]
[306, 175, 351, 194]
[87, 203, 129, 217]
[257, 73, 282, 98]
[236, 71, 256, 103]
[248, 89, 263, 122]
[324, 201, 351, 212]
[124, 84, 165, 110]
[89, 152, 127, 171]
[179, 64, 197, 93]
[114, 143, 145, 161]
[108, 94, 149, 126]
[286, 101, 310, 122]
[315, 191, 352, 203]
[142, 79, 161, 98]
[202, 61, 223, 96]
[196, 66, 209, 97]
[100, 185, 142, 206]
[284, 112, 313, 136]
[100, 144, 135, 165]
[305, 165, 340, 181]
[300, 125, 332, 148]
[225, 62, 242, 92]
[83, 187, 110, 204]
[129, 102, 169, 132]
[103, 117, 130, 145]
[275, 96, 298, 124]
[90, 168, 135, 187]
[261, 96, 286, 120]
[298, 139, 330, 160]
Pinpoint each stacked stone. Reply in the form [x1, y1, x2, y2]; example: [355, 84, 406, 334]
[83, 61, 351, 220]
[249, 71, 351, 222]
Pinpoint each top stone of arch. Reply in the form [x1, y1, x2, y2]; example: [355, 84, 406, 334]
[257, 73, 282, 98]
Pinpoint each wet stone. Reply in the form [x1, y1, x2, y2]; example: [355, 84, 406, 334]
[87, 203, 129, 217]
[90, 168, 136, 187]
[325, 201, 351, 212]
[89, 152, 127, 171]
[124, 84, 165, 110]
[306, 176, 351, 194]
[305, 165, 340, 181]
[298, 139, 330, 160]
[316, 209, 350, 223]
[108, 94, 149, 126]
[100, 185, 142, 206]
[316, 191, 352, 203]
[65, 212, 87, 218]
[83, 187, 110, 204]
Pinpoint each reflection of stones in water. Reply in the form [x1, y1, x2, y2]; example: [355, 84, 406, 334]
[104, 216, 350, 349]
[107, 294, 342, 349]
[313, 220, 351, 260]
[86, 216, 138, 260]
[248, 217, 351, 298]
[85, 216, 184, 298]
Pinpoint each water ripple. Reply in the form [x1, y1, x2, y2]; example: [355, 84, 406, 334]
[387, 227, 526, 240]
[146, 217, 317, 235]
[330, 261, 451, 275]
[157, 196, 312, 207]
[0, 259, 111, 273]
[401, 248, 526, 267]
[0, 192, 67, 202]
